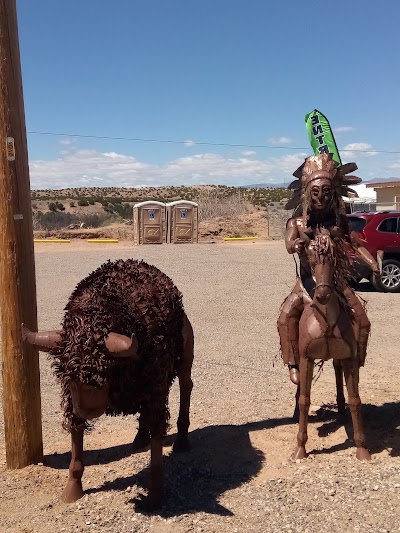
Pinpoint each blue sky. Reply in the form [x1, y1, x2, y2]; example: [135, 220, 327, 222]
[17, 0, 400, 195]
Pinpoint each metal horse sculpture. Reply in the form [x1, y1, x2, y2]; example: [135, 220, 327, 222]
[291, 229, 371, 462]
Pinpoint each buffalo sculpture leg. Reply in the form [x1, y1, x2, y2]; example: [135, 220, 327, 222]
[342, 359, 371, 460]
[148, 433, 164, 510]
[62, 425, 85, 503]
[134, 315, 194, 510]
[132, 415, 151, 452]
[132, 315, 194, 455]
[291, 356, 314, 461]
[173, 315, 194, 452]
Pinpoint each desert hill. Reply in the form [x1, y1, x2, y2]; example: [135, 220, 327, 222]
[31, 184, 289, 241]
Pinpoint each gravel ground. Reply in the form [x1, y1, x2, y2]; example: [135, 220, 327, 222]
[0, 240, 399, 533]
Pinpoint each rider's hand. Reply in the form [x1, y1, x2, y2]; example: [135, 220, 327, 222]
[372, 261, 381, 278]
[293, 238, 305, 254]
[373, 267, 381, 279]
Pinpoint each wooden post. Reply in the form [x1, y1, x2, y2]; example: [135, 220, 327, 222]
[0, 0, 43, 468]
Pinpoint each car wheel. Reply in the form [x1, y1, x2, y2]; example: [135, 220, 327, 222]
[375, 259, 400, 293]
[370, 273, 381, 292]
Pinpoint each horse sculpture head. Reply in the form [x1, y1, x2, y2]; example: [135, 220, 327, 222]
[306, 229, 335, 305]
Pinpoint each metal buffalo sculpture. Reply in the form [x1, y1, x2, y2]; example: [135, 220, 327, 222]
[23, 259, 194, 510]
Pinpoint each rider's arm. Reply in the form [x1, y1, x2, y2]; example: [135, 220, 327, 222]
[340, 215, 380, 275]
[351, 233, 380, 275]
[285, 217, 302, 254]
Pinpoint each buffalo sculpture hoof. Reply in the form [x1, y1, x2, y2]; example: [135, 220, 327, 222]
[132, 430, 151, 452]
[291, 446, 307, 461]
[172, 436, 191, 453]
[61, 480, 84, 503]
[356, 447, 371, 461]
[134, 492, 163, 513]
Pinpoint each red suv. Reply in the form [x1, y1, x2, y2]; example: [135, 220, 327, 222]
[347, 211, 400, 292]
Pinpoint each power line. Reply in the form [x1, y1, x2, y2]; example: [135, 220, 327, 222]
[27, 130, 400, 155]
[27, 130, 304, 149]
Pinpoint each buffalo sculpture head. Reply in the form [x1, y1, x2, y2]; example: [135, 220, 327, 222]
[22, 324, 139, 420]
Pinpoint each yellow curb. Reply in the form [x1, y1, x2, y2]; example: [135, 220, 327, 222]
[223, 236, 257, 241]
[34, 239, 71, 243]
[86, 239, 119, 243]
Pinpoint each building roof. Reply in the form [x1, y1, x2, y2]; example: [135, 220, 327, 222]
[366, 178, 400, 188]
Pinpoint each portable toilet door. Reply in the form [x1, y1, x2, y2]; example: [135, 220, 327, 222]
[166, 201, 198, 243]
[133, 201, 166, 244]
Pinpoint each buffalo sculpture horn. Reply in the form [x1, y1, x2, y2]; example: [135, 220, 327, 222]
[22, 324, 138, 359]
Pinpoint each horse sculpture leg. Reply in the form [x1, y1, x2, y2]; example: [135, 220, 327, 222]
[333, 360, 346, 415]
[291, 356, 313, 460]
[62, 426, 85, 503]
[293, 384, 300, 422]
[341, 359, 371, 460]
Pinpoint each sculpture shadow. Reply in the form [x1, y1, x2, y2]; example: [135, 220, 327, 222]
[310, 401, 400, 457]
[45, 416, 293, 516]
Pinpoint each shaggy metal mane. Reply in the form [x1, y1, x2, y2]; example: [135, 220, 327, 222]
[308, 233, 357, 319]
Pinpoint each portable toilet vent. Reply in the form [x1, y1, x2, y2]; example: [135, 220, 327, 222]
[166, 200, 198, 243]
[133, 201, 166, 244]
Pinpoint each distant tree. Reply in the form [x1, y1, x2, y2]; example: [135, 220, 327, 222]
[77, 198, 89, 206]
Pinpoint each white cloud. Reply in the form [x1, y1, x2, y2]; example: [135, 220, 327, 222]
[268, 136, 293, 145]
[183, 139, 196, 147]
[333, 126, 355, 133]
[341, 143, 376, 158]
[241, 150, 256, 156]
[28, 148, 309, 189]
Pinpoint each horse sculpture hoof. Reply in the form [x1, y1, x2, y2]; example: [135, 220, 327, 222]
[291, 446, 307, 461]
[62, 480, 84, 503]
[356, 447, 371, 461]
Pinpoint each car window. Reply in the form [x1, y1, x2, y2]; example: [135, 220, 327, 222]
[378, 217, 399, 233]
[348, 217, 367, 234]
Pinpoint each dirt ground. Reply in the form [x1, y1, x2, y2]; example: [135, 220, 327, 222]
[0, 240, 399, 533]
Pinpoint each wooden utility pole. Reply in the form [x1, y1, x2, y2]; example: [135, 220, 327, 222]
[0, 0, 43, 467]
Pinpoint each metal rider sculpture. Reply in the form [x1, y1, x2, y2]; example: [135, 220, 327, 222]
[294, 228, 371, 460]
[277, 153, 380, 460]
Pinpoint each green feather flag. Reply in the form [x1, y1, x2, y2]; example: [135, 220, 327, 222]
[305, 109, 342, 165]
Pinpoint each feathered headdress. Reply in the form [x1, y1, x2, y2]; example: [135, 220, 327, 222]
[284, 153, 362, 211]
